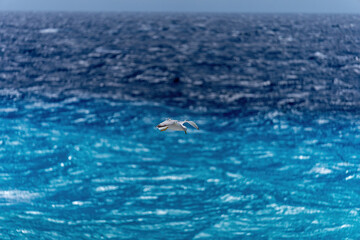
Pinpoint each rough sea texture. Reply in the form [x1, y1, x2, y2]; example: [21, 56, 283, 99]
[1, 12, 360, 239]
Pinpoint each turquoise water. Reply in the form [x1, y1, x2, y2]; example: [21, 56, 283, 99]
[2, 99, 360, 239]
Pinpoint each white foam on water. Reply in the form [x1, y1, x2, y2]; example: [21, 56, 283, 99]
[95, 185, 119, 192]
[308, 165, 332, 175]
[0, 190, 40, 202]
[39, 28, 59, 34]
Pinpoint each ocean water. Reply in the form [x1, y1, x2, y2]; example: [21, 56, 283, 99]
[1, 12, 360, 239]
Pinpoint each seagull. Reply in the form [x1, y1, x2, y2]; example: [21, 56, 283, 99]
[157, 119, 199, 134]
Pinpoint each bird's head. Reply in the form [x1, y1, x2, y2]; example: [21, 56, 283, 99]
[157, 120, 169, 128]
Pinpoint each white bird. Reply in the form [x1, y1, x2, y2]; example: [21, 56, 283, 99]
[157, 119, 199, 134]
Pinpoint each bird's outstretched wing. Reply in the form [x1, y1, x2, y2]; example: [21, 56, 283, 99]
[183, 120, 199, 130]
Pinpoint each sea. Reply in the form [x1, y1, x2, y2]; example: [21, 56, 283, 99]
[0, 12, 360, 239]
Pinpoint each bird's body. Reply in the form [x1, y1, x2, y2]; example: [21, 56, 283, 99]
[157, 119, 199, 134]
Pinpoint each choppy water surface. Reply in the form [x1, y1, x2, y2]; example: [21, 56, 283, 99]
[1, 12, 360, 239]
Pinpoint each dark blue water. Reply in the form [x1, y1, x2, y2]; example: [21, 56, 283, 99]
[1, 12, 360, 239]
